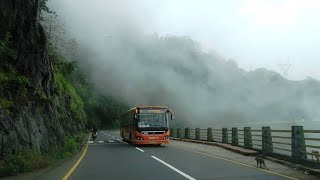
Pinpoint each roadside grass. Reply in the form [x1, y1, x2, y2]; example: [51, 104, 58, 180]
[0, 132, 88, 178]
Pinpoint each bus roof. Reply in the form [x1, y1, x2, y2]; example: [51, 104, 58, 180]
[121, 106, 171, 116]
[135, 106, 168, 109]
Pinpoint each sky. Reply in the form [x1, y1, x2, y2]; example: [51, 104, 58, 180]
[148, 0, 320, 80]
[54, 0, 320, 80]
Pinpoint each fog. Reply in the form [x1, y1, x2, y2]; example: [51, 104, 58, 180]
[49, 0, 320, 129]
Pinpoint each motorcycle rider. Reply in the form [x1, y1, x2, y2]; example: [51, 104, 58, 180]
[91, 127, 98, 140]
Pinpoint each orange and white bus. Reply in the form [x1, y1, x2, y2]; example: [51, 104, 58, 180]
[120, 106, 174, 145]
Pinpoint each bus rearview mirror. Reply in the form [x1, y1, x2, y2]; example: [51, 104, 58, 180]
[171, 115, 174, 120]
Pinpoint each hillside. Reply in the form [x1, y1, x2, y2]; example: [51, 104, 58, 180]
[78, 34, 320, 128]
[0, 0, 87, 160]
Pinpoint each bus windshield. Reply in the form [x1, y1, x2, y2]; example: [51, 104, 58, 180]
[136, 112, 168, 128]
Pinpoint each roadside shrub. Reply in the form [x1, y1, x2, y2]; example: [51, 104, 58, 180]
[63, 136, 80, 154]
[30, 155, 51, 169]
[0, 150, 50, 177]
[0, 132, 87, 177]
[62, 152, 72, 158]
[54, 133, 86, 159]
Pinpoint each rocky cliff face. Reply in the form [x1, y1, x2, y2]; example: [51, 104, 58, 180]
[0, 0, 87, 156]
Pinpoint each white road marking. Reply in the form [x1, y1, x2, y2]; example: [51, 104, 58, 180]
[108, 140, 115, 143]
[88, 141, 94, 144]
[135, 147, 145, 152]
[98, 141, 104, 143]
[117, 139, 120, 141]
[172, 145, 298, 180]
[123, 142, 128, 144]
[151, 156, 196, 180]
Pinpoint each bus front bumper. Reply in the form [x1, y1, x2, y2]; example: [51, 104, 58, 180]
[132, 139, 170, 145]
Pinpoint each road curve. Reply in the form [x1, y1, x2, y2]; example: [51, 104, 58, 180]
[67, 130, 288, 180]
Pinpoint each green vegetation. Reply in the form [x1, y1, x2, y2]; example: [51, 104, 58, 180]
[0, 33, 28, 116]
[49, 44, 128, 129]
[0, 98, 13, 108]
[0, 133, 87, 177]
[58, 134, 84, 158]
[69, 69, 128, 129]
[54, 68, 84, 123]
[36, 90, 48, 102]
[0, 69, 29, 87]
[0, 33, 29, 89]
[0, 32, 17, 62]
[0, 149, 51, 177]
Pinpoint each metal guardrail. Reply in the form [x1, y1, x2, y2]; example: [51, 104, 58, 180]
[170, 126, 320, 168]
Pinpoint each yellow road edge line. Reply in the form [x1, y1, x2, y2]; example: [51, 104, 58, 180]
[62, 134, 91, 180]
[172, 145, 299, 180]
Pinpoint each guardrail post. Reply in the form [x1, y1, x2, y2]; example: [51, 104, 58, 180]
[185, 127, 190, 139]
[232, 127, 239, 146]
[292, 126, 307, 162]
[222, 128, 228, 143]
[207, 128, 213, 141]
[244, 127, 252, 149]
[195, 128, 200, 140]
[262, 126, 273, 154]
[177, 128, 181, 138]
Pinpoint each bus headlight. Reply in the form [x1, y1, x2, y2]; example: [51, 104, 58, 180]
[163, 136, 169, 140]
[136, 136, 144, 140]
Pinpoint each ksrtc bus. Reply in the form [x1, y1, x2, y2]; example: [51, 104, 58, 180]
[120, 106, 174, 145]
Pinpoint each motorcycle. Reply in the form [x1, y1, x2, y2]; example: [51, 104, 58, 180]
[92, 132, 97, 140]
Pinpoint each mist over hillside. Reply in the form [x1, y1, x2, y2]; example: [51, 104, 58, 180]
[74, 33, 320, 128]
[51, 0, 320, 128]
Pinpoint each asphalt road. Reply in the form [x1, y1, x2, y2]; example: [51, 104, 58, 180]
[68, 130, 288, 180]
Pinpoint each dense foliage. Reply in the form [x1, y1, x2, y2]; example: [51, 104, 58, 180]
[68, 66, 128, 129]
